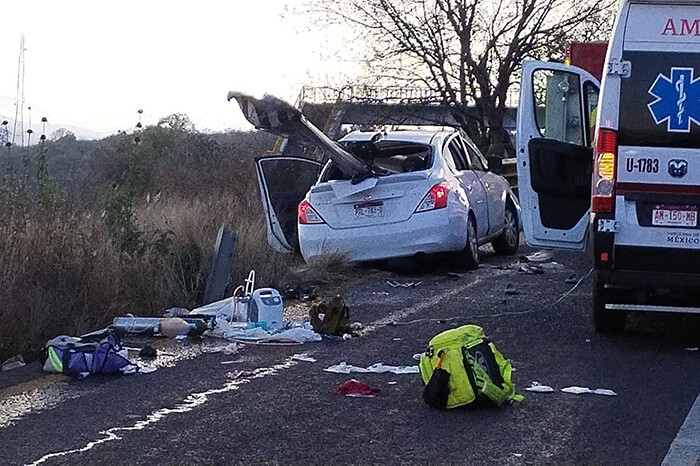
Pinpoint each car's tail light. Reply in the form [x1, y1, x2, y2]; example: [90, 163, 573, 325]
[592, 128, 617, 213]
[298, 200, 325, 224]
[415, 183, 449, 213]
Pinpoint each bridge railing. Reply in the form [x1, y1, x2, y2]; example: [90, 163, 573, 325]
[299, 85, 519, 108]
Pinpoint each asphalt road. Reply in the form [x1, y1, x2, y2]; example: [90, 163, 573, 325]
[4, 246, 700, 465]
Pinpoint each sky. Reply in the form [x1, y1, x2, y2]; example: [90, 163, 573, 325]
[0, 1, 360, 137]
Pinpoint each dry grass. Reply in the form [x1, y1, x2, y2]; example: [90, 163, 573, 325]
[0, 200, 128, 360]
[137, 194, 300, 294]
[0, 190, 301, 362]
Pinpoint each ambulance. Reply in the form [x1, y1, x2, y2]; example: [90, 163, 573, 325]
[516, 0, 700, 333]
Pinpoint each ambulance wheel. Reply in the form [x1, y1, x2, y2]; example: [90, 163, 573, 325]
[492, 202, 519, 255]
[463, 215, 480, 270]
[592, 275, 626, 334]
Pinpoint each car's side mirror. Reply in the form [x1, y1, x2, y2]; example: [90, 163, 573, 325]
[487, 156, 503, 173]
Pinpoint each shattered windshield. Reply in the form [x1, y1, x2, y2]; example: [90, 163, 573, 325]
[321, 140, 432, 181]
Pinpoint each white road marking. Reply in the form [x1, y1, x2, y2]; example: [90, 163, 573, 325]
[358, 274, 504, 336]
[26, 355, 306, 466]
[663, 388, 700, 466]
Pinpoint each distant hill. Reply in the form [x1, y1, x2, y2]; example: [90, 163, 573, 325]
[0, 95, 108, 142]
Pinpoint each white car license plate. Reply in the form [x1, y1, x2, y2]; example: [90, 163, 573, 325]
[652, 207, 697, 227]
[355, 202, 384, 219]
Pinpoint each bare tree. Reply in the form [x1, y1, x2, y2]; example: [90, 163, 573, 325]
[309, 0, 616, 156]
[49, 128, 76, 142]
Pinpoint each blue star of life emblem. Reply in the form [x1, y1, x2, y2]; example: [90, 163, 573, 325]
[648, 67, 700, 133]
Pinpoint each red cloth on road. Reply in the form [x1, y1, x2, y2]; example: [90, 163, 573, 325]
[331, 379, 380, 397]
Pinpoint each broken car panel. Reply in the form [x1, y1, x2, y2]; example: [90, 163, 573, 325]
[227, 91, 368, 178]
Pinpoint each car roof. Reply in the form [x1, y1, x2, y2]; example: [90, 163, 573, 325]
[339, 129, 457, 146]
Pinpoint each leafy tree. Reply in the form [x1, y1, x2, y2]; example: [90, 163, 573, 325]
[310, 0, 616, 156]
[157, 113, 196, 132]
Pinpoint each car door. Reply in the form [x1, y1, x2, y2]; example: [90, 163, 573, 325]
[255, 156, 323, 252]
[444, 136, 489, 238]
[516, 60, 600, 250]
[461, 136, 506, 236]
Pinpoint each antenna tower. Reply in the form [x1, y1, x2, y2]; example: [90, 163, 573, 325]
[12, 34, 26, 147]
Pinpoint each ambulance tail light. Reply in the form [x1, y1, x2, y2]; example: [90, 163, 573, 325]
[592, 128, 617, 213]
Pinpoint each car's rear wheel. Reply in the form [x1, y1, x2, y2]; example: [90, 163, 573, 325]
[492, 202, 519, 255]
[463, 215, 479, 270]
[592, 274, 626, 334]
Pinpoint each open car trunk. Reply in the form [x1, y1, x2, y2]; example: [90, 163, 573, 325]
[228, 92, 369, 178]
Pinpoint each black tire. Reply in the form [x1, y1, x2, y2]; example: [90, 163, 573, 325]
[592, 274, 626, 334]
[492, 202, 520, 255]
[464, 215, 479, 270]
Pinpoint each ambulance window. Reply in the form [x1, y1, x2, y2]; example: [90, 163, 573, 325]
[584, 82, 599, 147]
[533, 69, 584, 145]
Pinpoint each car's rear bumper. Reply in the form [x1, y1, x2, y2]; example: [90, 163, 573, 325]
[299, 208, 467, 262]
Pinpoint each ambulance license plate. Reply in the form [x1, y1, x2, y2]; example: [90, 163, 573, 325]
[652, 207, 697, 227]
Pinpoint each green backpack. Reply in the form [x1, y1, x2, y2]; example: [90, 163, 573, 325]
[419, 325, 523, 409]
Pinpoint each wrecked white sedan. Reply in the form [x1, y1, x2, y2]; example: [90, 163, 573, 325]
[228, 92, 520, 267]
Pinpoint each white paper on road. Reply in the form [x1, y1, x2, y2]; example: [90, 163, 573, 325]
[561, 386, 617, 396]
[592, 388, 617, 396]
[291, 354, 317, 363]
[325, 362, 419, 375]
[526, 382, 554, 393]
